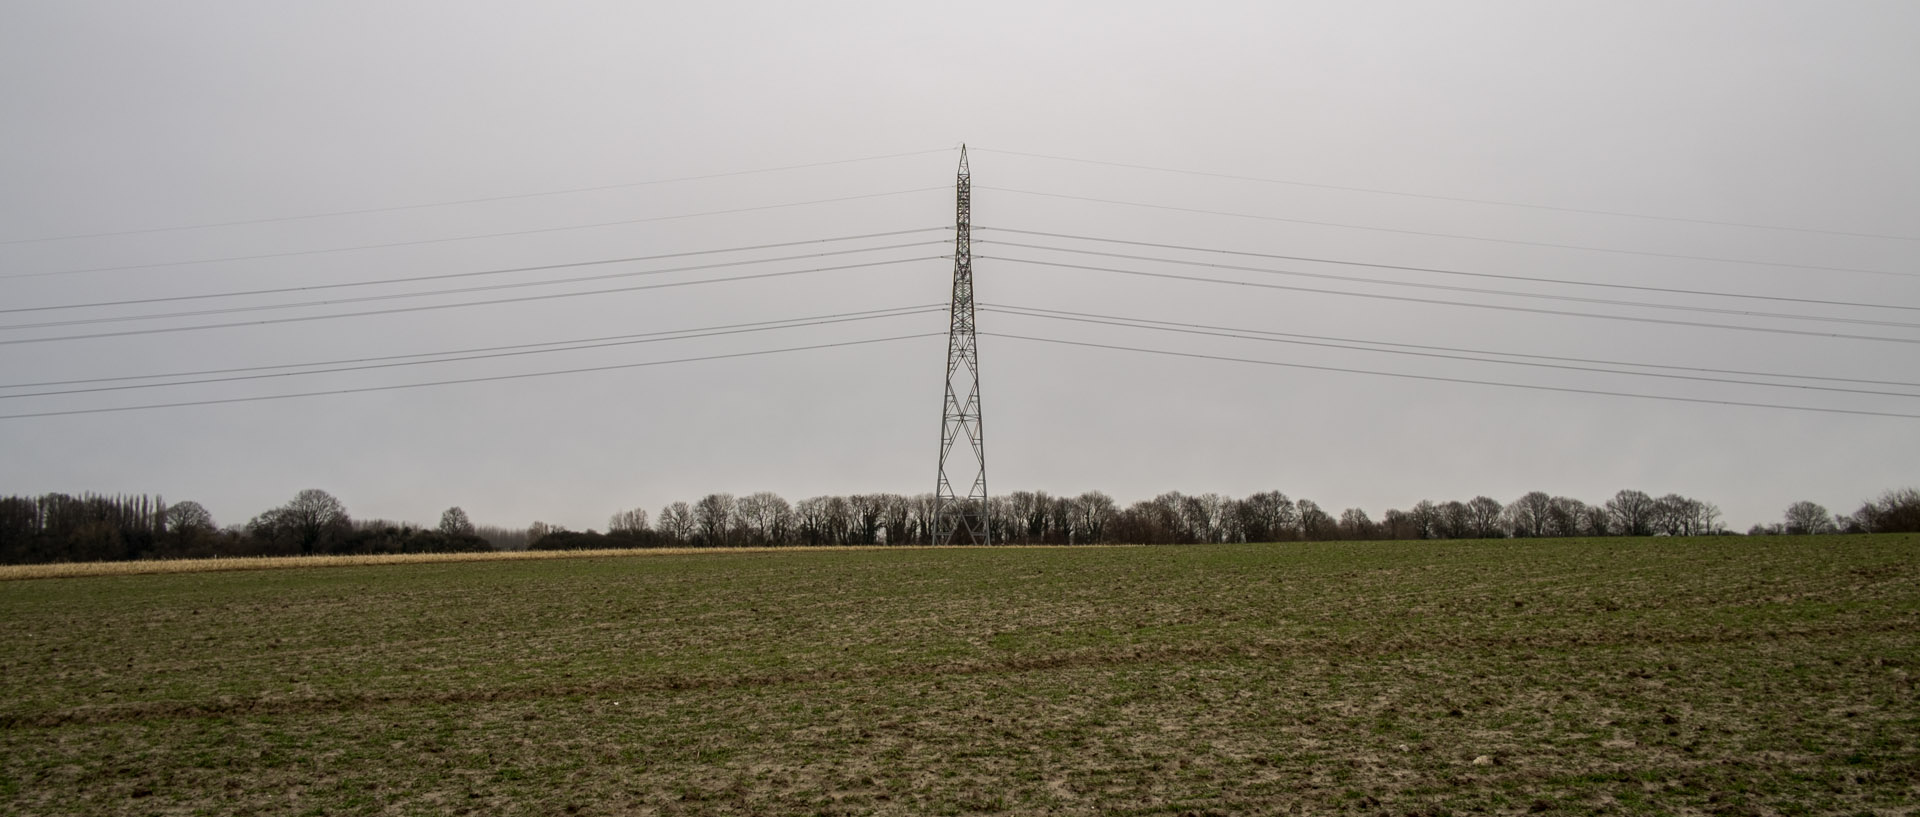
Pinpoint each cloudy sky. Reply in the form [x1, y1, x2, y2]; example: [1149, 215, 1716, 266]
[2, 1, 1915, 533]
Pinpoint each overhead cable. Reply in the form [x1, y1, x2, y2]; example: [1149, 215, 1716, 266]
[984, 332, 1920, 420]
[2, 148, 953, 245]
[0, 334, 944, 420]
[0, 256, 945, 346]
[977, 227, 1918, 313]
[2, 306, 945, 400]
[10, 187, 947, 279]
[1, 241, 948, 331]
[976, 255, 1920, 346]
[979, 304, 1920, 399]
[976, 302, 1920, 389]
[978, 187, 1912, 279]
[0, 303, 947, 391]
[2, 228, 947, 314]
[977, 241, 1918, 329]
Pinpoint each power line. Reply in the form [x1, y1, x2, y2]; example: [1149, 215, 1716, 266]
[976, 240, 1919, 330]
[0, 256, 946, 346]
[8, 187, 948, 280]
[0, 303, 947, 391]
[977, 254, 1920, 346]
[971, 147, 1920, 243]
[978, 186, 1913, 279]
[2, 228, 947, 314]
[979, 304, 1920, 399]
[2, 241, 947, 331]
[976, 302, 1920, 390]
[984, 332, 1920, 420]
[2, 306, 945, 400]
[978, 227, 1919, 313]
[0, 333, 944, 421]
[1, 148, 954, 246]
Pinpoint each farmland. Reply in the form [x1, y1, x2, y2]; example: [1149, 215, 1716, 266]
[2, 536, 1916, 815]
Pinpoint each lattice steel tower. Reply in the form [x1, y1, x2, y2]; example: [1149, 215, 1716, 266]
[935, 145, 989, 545]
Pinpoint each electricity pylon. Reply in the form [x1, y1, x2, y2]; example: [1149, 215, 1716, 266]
[935, 145, 989, 545]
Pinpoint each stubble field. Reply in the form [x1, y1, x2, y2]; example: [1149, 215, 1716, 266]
[2, 536, 1916, 815]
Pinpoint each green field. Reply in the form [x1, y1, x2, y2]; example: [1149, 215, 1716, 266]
[3, 537, 1916, 816]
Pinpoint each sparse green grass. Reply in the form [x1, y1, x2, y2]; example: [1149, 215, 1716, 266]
[2, 536, 1916, 815]
[0, 544, 933, 581]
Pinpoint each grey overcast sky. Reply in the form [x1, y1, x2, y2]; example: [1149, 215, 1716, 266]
[2, 1, 1915, 533]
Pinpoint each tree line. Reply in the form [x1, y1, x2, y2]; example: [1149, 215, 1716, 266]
[0, 489, 489, 564]
[531, 487, 1920, 550]
[4, 486, 1916, 565]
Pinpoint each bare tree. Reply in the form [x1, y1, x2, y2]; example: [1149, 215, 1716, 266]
[848, 494, 888, 545]
[1439, 501, 1471, 539]
[986, 495, 1018, 544]
[1047, 494, 1075, 544]
[1466, 496, 1504, 538]
[1150, 492, 1192, 543]
[694, 493, 736, 546]
[735, 492, 790, 545]
[656, 502, 696, 543]
[769, 494, 797, 544]
[1380, 508, 1417, 539]
[1118, 496, 1182, 544]
[1693, 501, 1723, 535]
[825, 496, 855, 545]
[527, 520, 568, 543]
[1783, 501, 1836, 535]
[1847, 488, 1920, 533]
[1073, 491, 1116, 544]
[1181, 493, 1229, 543]
[439, 506, 476, 537]
[732, 493, 767, 544]
[907, 493, 938, 545]
[1652, 494, 1701, 536]
[1606, 490, 1657, 536]
[1580, 504, 1612, 536]
[1297, 499, 1335, 541]
[1410, 500, 1442, 539]
[1338, 507, 1376, 540]
[1218, 498, 1248, 543]
[158, 500, 218, 557]
[1545, 496, 1585, 537]
[607, 507, 649, 535]
[1237, 491, 1296, 542]
[879, 494, 910, 545]
[249, 488, 351, 555]
[1507, 492, 1553, 538]
[794, 497, 829, 545]
[165, 501, 215, 533]
[1009, 491, 1044, 545]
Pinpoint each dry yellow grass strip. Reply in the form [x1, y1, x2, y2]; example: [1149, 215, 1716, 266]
[0, 545, 947, 581]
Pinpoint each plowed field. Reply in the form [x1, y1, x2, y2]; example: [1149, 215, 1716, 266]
[3, 536, 1916, 815]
